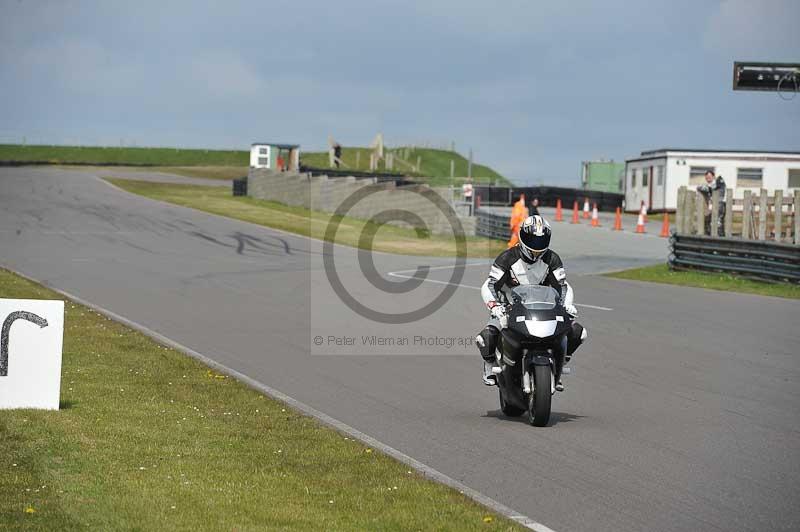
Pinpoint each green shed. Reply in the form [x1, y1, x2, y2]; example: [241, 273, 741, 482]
[581, 161, 624, 193]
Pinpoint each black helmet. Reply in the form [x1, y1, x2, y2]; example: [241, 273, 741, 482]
[519, 215, 551, 260]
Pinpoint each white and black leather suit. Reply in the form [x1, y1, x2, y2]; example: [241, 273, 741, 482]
[477, 245, 585, 363]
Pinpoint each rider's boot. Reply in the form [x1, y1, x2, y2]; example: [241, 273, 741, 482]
[476, 326, 500, 386]
[558, 323, 588, 392]
[554, 349, 566, 392]
[482, 359, 498, 386]
[565, 322, 587, 363]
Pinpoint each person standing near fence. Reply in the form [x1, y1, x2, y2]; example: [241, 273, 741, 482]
[697, 170, 726, 236]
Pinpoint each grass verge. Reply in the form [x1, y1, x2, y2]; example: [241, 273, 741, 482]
[0, 268, 520, 530]
[107, 179, 507, 258]
[605, 263, 800, 299]
[0, 144, 247, 166]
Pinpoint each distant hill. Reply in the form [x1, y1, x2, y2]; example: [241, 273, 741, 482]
[0, 144, 248, 166]
[0, 143, 513, 187]
[300, 146, 512, 187]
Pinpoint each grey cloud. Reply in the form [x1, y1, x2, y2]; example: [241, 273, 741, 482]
[1, 0, 797, 183]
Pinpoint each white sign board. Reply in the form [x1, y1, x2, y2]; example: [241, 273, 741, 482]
[0, 299, 64, 410]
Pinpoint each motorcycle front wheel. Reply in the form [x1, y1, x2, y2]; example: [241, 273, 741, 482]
[528, 365, 552, 427]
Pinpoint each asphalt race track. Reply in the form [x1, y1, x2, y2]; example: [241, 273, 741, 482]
[2, 167, 799, 532]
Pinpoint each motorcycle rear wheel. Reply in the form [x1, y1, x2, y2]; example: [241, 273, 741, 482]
[528, 365, 552, 427]
[499, 388, 525, 417]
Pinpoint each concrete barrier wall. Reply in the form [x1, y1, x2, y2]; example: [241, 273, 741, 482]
[248, 169, 474, 236]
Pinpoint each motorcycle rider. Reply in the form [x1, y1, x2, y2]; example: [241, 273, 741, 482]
[475, 214, 587, 391]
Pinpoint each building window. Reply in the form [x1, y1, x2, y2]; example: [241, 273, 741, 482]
[737, 167, 763, 188]
[259, 147, 267, 155]
[258, 157, 269, 166]
[642, 168, 649, 187]
[690, 166, 715, 186]
[630, 169, 636, 188]
[788, 169, 800, 188]
[657, 166, 664, 186]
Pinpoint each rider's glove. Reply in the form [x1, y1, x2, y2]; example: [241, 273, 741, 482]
[488, 302, 506, 321]
[565, 304, 578, 318]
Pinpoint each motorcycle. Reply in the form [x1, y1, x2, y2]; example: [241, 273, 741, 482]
[491, 285, 573, 426]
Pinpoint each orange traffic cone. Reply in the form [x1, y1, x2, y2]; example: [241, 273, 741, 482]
[613, 207, 623, 231]
[635, 211, 646, 233]
[660, 212, 670, 237]
[591, 203, 600, 227]
[555, 199, 563, 222]
[571, 200, 580, 224]
[582, 198, 590, 219]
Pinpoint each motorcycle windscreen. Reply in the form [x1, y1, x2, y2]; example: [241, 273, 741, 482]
[524, 319, 557, 337]
[510, 285, 559, 310]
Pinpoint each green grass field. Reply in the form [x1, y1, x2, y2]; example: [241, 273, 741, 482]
[606, 263, 800, 299]
[0, 144, 248, 166]
[107, 179, 507, 258]
[0, 268, 520, 531]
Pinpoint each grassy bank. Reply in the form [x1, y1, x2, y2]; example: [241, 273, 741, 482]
[0, 268, 519, 530]
[2, 144, 511, 187]
[0, 144, 248, 166]
[107, 179, 507, 258]
[606, 263, 800, 299]
[301, 146, 512, 187]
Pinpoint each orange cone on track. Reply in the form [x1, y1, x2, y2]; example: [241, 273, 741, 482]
[660, 212, 671, 237]
[571, 200, 580, 224]
[583, 198, 590, 219]
[591, 203, 600, 227]
[555, 199, 563, 222]
[635, 211, 646, 234]
[613, 207, 623, 231]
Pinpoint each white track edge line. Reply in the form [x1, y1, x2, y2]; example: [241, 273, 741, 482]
[1, 262, 555, 532]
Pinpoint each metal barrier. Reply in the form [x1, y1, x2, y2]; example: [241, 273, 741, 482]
[669, 233, 800, 283]
[475, 207, 510, 240]
[474, 185, 623, 211]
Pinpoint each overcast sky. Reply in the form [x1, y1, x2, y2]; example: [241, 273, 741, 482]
[1, 0, 798, 184]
